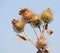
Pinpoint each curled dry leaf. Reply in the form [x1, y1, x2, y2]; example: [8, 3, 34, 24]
[37, 49, 42, 53]
[47, 30, 53, 35]
[37, 48, 49, 53]
[44, 49, 49, 53]
[17, 34, 27, 41]
[43, 23, 48, 30]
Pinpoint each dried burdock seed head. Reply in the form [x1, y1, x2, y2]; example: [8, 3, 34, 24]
[12, 19, 25, 33]
[30, 15, 42, 27]
[19, 8, 34, 22]
[41, 8, 53, 23]
[36, 33, 47, 49]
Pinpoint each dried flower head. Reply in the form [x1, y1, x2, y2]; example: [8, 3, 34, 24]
[12, 19, 25, 33]
[30, 15, 42, 27]
[19, 8, 33, 22]
[41, 8, 53, 23]
[36, 33, 47, 48]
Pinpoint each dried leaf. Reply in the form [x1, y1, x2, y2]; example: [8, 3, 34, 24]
[37, 49, 42, 53]
[17, 34, 27, 41]
[47, 30, 53, 35]
[44, 49, 49, 53]
[44, 23, 48, 30]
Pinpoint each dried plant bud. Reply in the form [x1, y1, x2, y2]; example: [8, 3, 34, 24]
[17, 34, 27, 41]
[19, 8, 33, 22]
[36, 33, 47, 48]
[41, 8, 53, 23]
[19, 8, 28, 15]
[31, 15, 42, 27]
[47, 30, 53, 35]
[12, 19, 25, 33]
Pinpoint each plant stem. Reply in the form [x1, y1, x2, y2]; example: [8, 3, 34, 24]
[31, 24, 39, 40]
[38, 26, 41, 32]
[42, 22, 46, 33]
[23, 31, 35, 46]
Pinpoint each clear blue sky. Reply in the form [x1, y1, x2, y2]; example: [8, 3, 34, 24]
[0, 0, 60, 53]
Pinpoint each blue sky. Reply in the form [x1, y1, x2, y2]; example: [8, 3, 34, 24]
[0, 0, 60, 53]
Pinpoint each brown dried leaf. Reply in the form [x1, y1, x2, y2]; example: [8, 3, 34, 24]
[17, 34, 27, 41]
[47, 30, 53, 35]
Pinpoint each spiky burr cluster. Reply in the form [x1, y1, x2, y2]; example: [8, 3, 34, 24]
[11, 8, 53, 53]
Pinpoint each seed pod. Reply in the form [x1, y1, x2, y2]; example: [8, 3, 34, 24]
[36, 33, 47, 48]
[41, 8, 53, 23]
[19, 8, 33, 23]
[12, 19, 25, 33]
[31, 15, 42, 28]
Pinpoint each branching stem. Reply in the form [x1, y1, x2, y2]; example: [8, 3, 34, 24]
[31, 24, 39, 40]
[23, 31, 35, 46]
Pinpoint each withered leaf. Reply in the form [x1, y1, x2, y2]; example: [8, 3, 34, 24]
[17, 34, 27, 41]
[47, 30, 53, 35]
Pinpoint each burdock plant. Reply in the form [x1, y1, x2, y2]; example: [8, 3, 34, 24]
[11, 8, 53, 53]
